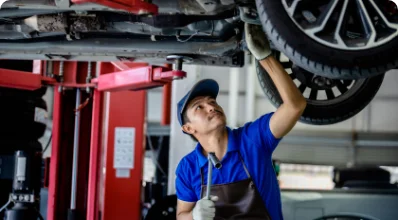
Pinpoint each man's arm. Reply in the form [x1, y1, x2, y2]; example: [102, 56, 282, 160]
[245, 23, 306, 139]
[176, 200, 195, 220]
[259, 57, 306, 138]
[175, 159, 216, 220]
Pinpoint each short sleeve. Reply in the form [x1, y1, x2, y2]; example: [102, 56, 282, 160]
[242, 112, 282, 154]
[175, 159, 197, 202]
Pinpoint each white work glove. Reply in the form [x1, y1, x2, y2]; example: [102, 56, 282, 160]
[192, 196, 218, 220]
[244, 23, 272, 61]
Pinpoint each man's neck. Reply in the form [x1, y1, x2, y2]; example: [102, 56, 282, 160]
[198, 127, 228, 161]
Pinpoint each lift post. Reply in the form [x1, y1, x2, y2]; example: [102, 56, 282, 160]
[0, 60, 186, 220]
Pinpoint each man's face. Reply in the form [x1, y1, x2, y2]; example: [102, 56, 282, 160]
[182, 96, 226, 136]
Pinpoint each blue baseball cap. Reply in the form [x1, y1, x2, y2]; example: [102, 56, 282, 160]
[177, 79, 219, 128]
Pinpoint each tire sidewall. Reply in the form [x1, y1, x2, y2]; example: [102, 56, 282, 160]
[0, 97, 47, 139]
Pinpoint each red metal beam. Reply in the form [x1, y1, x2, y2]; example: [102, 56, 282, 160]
[161, 82, 172, 125]
[0, 68, 42, 90]
[110, 62, 147, 71]
[46, 85, 63, 220]
[101, 89, 146, 220]
[71, 0, 158, 15]
[0, 61, 184, 92]
[96, 65, 186, 92]
[86, 89, 103, 220]
[86, 63, 110, 220]
[161, 64, 172, 125]
[96, 66, 160, 91]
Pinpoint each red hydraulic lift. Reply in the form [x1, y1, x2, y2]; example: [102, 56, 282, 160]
[0, 60, 185, 220]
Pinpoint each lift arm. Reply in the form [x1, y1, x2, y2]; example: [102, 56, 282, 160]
[0, 61, 186, 92]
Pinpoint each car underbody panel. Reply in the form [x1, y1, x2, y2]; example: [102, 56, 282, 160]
[0, 0, 253, 66]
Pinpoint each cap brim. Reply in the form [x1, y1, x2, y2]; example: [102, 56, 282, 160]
[180, 79, 219, 115]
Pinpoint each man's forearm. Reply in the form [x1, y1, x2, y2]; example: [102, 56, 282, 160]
[259, 56, 306, 109]
[177, 211, 193, 220]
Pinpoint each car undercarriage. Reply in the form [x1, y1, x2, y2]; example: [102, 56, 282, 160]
[0, 0, 252, 66]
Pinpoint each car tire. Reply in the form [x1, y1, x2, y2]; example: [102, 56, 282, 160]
[0, 87, 47, 99]
[256, 51, 385, 125]
[0, 97, 48, 139]
[255, 0, 398, 79]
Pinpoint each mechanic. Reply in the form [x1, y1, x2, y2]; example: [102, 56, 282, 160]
[175, 23, 307, 220]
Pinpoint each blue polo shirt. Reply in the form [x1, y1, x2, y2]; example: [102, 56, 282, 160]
[175, 112, 283, 220]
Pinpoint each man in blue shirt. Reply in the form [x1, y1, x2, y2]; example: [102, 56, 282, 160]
[175, 23, 307, 220]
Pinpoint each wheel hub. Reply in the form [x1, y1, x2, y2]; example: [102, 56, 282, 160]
[313, 76, 334, 88]
[292, 65, 335, 90]
[289, 62, 356, 102]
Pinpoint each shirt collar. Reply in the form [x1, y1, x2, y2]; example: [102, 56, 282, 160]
[195, 127, 239, 168]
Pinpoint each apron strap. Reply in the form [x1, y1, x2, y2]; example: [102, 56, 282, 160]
[198, 158, 204, 199]
[238, 152, 252, 179]
[198, 156, 204, 186]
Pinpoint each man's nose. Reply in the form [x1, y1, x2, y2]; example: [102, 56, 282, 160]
[206, 104, 215, 112]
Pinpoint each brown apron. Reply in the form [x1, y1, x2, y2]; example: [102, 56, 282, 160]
[200, 153, 271, 220]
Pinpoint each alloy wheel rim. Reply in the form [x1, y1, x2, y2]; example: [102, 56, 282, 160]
[281, 0, 398, 50]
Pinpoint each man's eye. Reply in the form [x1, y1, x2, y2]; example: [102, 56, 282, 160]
[196, 105, 202, 110]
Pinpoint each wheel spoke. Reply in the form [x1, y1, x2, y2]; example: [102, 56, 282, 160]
[356, 0, 376, 46]
[325, 89, 335, 100]
[284, 0, 301, 17]
[298, 83, 306, 94]
[281, 62, 292, 69]
[368, 0, 398, 30]
[342, 79, 353, 87]
[335, 0, 349, 47]
[336, 81, 348, 94]
[307, 0, 340, 35]
[309, 89, 318, 100]
[273, 50, 281, 61]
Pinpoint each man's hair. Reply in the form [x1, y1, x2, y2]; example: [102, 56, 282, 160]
[183, 110, 198, 142]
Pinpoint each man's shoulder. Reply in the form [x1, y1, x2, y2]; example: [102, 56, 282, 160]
[235, 112, 275, 133]
[181, 150, 197, 164]
[242, 112, 274, 127]
[176, 150, 197, 172]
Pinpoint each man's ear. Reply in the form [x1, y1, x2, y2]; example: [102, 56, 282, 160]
[182, 123, 194, 135]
